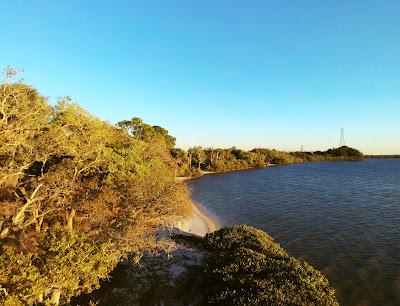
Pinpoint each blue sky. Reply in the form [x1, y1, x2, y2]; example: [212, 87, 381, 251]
[1, 1, 399, 154]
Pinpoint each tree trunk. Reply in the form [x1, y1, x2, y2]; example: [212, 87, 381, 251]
[36, 215, 44, 232]
[51, 289, 61, 305]
[66, 208, 76, 234]
[73, 166, 79, 181]
[196, 152, 202, 170]
[0, 227, 9, 238]
[13, 183, 43, 226]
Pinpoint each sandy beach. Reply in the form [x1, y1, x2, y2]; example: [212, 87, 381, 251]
[177, 166, 273, 236]
[184, 201, 220, 236]
[177, 168, 274, 236]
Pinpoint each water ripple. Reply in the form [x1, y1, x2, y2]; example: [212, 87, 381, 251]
[188, 159, 400, 306]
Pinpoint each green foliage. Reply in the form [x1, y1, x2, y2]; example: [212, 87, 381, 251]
[205, 225, 287, 258]
[0, 70, 351, 305]
[189, 146, 206, 170]
[0, 229, 116, 304]
[251, 148, 301, 165]
[203, 225, 339, 306]
[117, 117, 176, 150]
[174, 145, 364, 177]
[365, 154, 400, 158]
[324, 146, 364, 159]
[0, 74, 191, 304]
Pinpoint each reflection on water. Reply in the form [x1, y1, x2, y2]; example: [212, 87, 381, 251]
[188, 159, 400, 306]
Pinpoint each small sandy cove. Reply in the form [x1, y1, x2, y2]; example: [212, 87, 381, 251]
[184, 201, 220, 237]
[176, 171, 226, 236]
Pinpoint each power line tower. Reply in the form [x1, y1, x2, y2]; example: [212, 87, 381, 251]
[339, 128, 345, 147]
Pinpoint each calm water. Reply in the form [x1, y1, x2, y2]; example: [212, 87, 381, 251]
[188, 159, 400, 306]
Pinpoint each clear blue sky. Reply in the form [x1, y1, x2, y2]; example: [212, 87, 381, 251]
[1, 1, 399, 154]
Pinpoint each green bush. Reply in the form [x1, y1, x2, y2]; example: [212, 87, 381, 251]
[325, 146, 363, 159]
[203, 225, 339, 306]
[0, 78, 192, 304]
[205, 225, 287, 258]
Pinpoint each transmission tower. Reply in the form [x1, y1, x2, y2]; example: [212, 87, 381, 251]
[339, 128, 345, 147]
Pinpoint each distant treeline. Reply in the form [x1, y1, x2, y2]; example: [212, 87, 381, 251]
[173, 145, 364, 177]
[365, 155, 400, 158]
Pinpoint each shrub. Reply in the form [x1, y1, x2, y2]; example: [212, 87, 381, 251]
[203, 225, 339, 306]
[190, 168, 204, 177]
[205, 225, 287, 258]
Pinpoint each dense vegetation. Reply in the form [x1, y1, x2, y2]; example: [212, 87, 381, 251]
[175, 146, 364, 176]
[0, 70, 343, 305]
[365, 155, 400, 158]
[203, 226, 339, 306]
[0, 72, 191, 305]
[73, 226, 339, 305]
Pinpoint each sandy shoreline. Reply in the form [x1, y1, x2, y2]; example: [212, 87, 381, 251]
[178, 165, 274, 236]
[177, 166, 276, 235]
[184, 201, 220, 237]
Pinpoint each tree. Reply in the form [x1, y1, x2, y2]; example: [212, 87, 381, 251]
[326, 146, 363, 159]
[117, 117, 176, 150]
[188, 146, 205, 170]
[0, 74, 191, 305]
